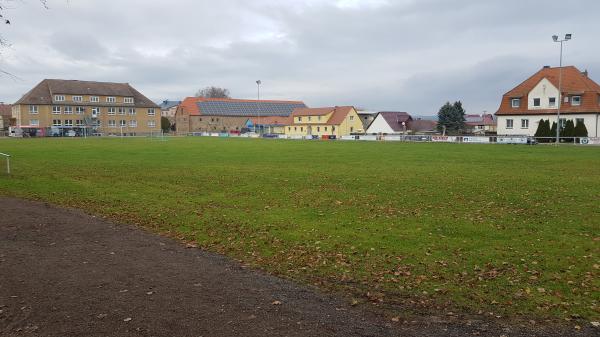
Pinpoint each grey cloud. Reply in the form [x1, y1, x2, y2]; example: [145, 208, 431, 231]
[1, 0, 599, 115]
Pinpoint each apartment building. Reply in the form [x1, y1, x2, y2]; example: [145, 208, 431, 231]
[12, 79, 160, 136]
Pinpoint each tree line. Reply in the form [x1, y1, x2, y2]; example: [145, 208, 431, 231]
[534, 119, 588, 143]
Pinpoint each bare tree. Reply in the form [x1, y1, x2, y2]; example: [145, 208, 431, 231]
[195, 86, 231, 99]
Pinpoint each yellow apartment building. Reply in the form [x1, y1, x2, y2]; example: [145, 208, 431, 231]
[284, 106, 364, 137]
[12, 79, 160, 136]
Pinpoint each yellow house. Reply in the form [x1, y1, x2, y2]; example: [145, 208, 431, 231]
[284, 106, 364, 137]
[12, 79, 160, 136]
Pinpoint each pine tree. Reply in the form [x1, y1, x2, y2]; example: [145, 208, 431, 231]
[574, 119, 589, 138]
[534, 119, 545, 138]
[550, 121, 558, 142]
[437, 101, 466, 135]
[563, 120, 575, 143]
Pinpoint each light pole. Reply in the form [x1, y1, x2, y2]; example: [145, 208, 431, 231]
[552, 33, 572, 143]
[256, 80, 261, 135]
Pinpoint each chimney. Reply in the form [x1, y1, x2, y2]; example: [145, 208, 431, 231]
[582, 69, 588, 77]
[543, 65, 551, 69]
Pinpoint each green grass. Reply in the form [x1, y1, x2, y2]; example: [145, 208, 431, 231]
[0, 137, 598, 321]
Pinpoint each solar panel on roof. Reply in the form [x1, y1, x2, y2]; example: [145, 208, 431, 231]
[197, 101, 305, 117]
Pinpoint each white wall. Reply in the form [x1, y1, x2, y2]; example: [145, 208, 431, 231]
[497, 114, 600, 137]
[528, 78, 560, 110]
[366, 114, 395, 134]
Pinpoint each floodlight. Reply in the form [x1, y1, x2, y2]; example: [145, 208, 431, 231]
[565, 33, 572, 40]
[552, 35, 559, 42]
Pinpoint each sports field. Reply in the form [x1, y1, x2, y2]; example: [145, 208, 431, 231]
[0, 137, 598, 321]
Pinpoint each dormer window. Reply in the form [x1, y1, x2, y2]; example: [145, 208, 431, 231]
[107, 97, 116, 103]
[533, 98, 541, 107]
[54, 95, 65, 102]
[571, 96, 581, 106]
[124, 97, 134, 104]
[90, 96, 100, 103]
[73, 96, 83, 102]
[511, 98, 520, 108]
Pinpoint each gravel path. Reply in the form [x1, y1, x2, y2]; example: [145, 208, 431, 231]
[0, 197, 596, 337]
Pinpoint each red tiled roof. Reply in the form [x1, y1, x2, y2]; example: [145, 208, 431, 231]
[178, 97, 305, 117]
[290, 106, 355, 125]
[497, 66, 600, 115]
[378, 112, 412, 132]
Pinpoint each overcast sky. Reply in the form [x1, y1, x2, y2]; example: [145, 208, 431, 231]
[1, 0, 599, 115]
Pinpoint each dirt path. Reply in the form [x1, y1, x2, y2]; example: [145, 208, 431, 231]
[0, 198, 596, 337]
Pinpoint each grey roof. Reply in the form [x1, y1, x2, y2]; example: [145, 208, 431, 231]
[15, 79, 158, 108]
[197, 100, 306, 117]
[378, 111, 413, 132]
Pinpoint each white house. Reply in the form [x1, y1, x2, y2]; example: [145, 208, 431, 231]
[496, 66, 600, 137]
[366, 112, 412, 134]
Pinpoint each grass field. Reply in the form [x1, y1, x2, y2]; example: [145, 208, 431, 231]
[0, 137, 598, 321]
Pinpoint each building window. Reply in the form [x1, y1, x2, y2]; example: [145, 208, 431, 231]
[128, 108, 136, 115]
[76, 107, 85, 114]
[349, 115, 354, 121]
[90, 96, 99, 103]
[294, 127, 297, 131]
[298, 117, 302, 122]
[332, 126, 336, 132]
[506, 119, 514, 129]
[76, 119, 84, 126]
[29, 105, 38, 114]
[308, 116, 312, 122]
[571, 96, 581, 106]
[521, 119, 529, 129]
[148, 120, 156, 128]
[511, 98, 520, 108]
[108, 120, 116, 127]
[92, 107, 100, 116]
[107, 97, 116, 103]
[533, 98, 541, 107]
[318, 116, 322, 121]
[52, 119, 62, 126]
[147, 108, 155, 116]
[325, 127, 328, 132]
[350, 126, 354, 132]
[549, 97, 556, 107]
[108, 107, 116, 115]
[52, 106, 61, 114]
[288, 127, 291, 131]
[300, 127, 303, 132]
[73, 96, 83, 102]
[317, 126, 320, 132]
[118, 107, 126, 115]
[54, 95, 65, 102]
[124, 97, 134, 104]
[64, 119, 73, 127]
[129, 120, 137, 128]
[120, 120, 127, 127]
[30, 119, 39, 126]
[64, 106, 73, 114]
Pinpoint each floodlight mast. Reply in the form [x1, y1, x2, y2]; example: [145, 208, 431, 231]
[552, 33, 572, 144]
[256, 80, 261, 135]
